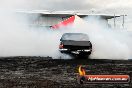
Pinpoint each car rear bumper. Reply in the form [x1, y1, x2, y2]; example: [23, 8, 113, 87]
[59, 48, 92, 55]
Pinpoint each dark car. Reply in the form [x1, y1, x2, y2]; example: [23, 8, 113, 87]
[59, 33, 92, 58]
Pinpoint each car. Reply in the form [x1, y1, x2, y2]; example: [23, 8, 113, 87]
[59, 33, 92, 58]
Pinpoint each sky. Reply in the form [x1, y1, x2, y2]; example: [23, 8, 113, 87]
[1, 0, 132, 11]
[0, 0, 131, 14]
[26, 0, 132, 12]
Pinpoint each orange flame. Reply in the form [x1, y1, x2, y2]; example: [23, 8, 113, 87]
[78, 65, 86, 76]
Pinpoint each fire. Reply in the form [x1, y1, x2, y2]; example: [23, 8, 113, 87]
[78, 65, 86, 76]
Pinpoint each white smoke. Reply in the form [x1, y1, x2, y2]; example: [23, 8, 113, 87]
[0, 13, 56, 58]
[0, 0, 132, 60]
[0, 1, 62, 58]
[70, 16, 132, 60]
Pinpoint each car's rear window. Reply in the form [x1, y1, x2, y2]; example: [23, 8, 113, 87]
[61, 33, 89, 41]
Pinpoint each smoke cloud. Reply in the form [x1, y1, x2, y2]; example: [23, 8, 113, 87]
[0, 1, 61, 58]
[70, 16, 132, 60]
[0, 0, 132, 60]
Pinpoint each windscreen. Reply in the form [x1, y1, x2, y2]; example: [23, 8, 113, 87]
[61, 33, 89, 41]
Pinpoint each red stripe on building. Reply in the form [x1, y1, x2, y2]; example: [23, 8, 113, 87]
[52, 15, 75, 29]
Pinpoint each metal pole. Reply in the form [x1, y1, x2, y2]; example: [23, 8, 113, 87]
[122, 15, 124, 29]
[114, 14, 116, 29]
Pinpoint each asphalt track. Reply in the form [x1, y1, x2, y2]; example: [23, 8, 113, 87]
[0, 56, 132, 88]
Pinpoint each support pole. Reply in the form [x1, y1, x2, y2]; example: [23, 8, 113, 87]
[114, 14, 116, 29]
[122, 15, 125, 29]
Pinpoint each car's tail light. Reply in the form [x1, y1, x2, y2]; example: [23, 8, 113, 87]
[59, 43, 64, 49]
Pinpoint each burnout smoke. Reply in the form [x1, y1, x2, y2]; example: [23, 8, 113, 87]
[0, 1, 64, 58]
[70, 16, 132, 60]
[0, 13, 59, 58]
[0, 0, 132, 60]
